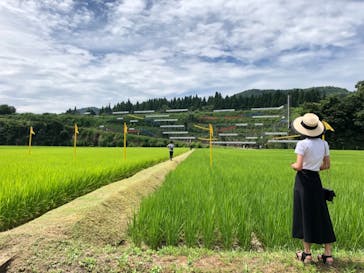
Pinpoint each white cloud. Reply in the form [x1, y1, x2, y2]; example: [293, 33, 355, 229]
[0, 0, 364, 113]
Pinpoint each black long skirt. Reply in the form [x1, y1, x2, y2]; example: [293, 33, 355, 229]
[292, 169, 336, 244]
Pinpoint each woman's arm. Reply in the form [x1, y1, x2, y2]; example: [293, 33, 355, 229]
[320, 156, 330, 170]
[291, 154, 303, 171]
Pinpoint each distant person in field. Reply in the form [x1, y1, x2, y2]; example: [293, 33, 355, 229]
[167, 141, 174, 160]
[291, 113, 336, 265]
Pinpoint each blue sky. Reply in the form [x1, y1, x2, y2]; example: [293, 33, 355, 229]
[1, 0, 364, 113]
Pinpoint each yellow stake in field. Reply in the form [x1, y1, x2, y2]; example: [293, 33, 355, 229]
[123, 122, 128, 160]
[28, 126, 35, 154]
[198, 137, 217, 141]
[74, 123, 79, 159]
[209, 124, 213, 167]
[272, 134, 300, 140]
[127, 114, 144, 120]
[322, 120, 334, 140]
[193, 124, 210, 131]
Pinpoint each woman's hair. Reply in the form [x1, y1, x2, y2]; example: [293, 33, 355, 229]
[306, 134, 323, 139]
[307, 129, 326, 139]
[299, 129, 326, 139]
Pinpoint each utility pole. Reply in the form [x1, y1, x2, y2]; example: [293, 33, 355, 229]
[287, 94, 290, 129]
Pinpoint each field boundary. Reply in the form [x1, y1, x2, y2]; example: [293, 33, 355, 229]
[0, 150, 193, 268]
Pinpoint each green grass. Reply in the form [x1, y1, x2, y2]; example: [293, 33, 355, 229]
[130, 148, 364, 251]
[0, 146, 187, 231]
[12, 239, 364, 273]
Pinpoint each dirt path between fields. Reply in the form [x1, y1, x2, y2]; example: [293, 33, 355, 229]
[0, 150, 193, 271]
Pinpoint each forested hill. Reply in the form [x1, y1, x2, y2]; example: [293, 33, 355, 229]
[235, 86, 349, 98]
[92, 86, 349, 114]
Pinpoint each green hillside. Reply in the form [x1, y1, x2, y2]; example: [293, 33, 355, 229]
[234, 86, 350, 98]
[1, 83, 363, 149]
[0, 107, 290, 148]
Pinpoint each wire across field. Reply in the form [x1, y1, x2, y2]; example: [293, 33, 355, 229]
[130, 148, 364, 250]
[0, 146, 186, 231]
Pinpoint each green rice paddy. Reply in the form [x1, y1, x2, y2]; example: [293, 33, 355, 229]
[2, 146, 363, 251]
[130, 148, 364, 251]
[0, 146, 186, 231]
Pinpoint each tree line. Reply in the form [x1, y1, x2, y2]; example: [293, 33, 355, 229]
[94, 86, 348, 114]
[302, 81, 364, 150]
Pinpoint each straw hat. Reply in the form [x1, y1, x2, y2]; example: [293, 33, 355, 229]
[292, 113, 324, 137]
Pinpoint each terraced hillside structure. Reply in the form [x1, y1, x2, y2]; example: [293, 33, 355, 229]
[109, 106, 292, 148]
[1, 104, 301, 148]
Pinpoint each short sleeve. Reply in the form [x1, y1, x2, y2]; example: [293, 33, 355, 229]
[324, 141, 330, 156]
[294, 140, 305, 155]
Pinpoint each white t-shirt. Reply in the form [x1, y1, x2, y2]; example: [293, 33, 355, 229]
[167, 143, 174, 151]
[294, 138, 330, 171]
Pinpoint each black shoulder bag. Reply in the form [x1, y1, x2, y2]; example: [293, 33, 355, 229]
[324, 188, 336, 202]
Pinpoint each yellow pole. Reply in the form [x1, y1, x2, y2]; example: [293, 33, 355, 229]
[74, 124, 79, 160]
[73, 133, 77, 159]
[322, 120, 334, 141]
[272, 134, 300, 140]
[28, 126, 35, 154]
[123, 122, 127, 160]
[209, 124, 213, 167]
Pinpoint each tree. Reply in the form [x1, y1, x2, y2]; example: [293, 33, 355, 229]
[0, 104, 16, 114]
[355, 81, 364, 101]
[302, 82, 364, 149]
[355, 81, 364, 92]
[87, 108, 96, 115]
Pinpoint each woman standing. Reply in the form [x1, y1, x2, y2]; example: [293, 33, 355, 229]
[291, 113, 336, 264]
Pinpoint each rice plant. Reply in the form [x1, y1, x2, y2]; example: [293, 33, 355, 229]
[0, 146, 186, 231]
[129, 148, 364, 251]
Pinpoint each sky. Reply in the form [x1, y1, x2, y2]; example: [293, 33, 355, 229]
[1, 0, 364, 113]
